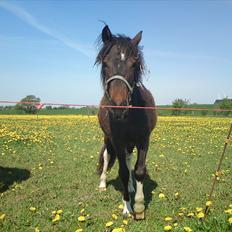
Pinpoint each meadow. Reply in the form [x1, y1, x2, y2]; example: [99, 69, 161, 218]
[0, 115, 232, 232]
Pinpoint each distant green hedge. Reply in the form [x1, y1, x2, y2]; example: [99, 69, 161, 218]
[0, 104, 231, 117]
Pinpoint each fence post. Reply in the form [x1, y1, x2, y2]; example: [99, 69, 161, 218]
[205, 123, 232, 215]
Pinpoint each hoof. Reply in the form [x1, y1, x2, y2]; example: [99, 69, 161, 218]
[99, 187, 106, 192]
[134, 211, 145, 220]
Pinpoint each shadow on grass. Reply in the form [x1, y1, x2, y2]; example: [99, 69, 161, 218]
[0, 166, 30, 193]
[108, 173, 157, 209]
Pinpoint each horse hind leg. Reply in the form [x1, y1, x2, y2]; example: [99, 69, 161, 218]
[118, 154, 133, 216]
[98, 147, 110, 191]
[133, 142, 148, 220]
[98, 140, 116, 191]
[125, 150, 135, 193]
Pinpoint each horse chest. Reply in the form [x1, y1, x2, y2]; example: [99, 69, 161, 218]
[110, 120, 145, 142]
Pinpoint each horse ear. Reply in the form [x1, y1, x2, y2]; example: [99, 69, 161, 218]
[131, 31, 142, 46]
[102, 25, 112, 43]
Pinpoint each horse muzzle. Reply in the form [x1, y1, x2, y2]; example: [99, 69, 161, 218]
[104, 75, 134, 120]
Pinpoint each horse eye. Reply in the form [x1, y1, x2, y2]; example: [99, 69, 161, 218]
[128, 58, 137, 68]
[103, 61, 110, 67]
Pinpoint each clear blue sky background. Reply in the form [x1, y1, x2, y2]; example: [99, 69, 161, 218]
[0, 0, 232, 105]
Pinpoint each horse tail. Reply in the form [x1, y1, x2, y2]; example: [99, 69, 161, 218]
[97, 142, 116, 175]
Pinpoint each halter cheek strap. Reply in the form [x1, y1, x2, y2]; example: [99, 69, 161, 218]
[104, 75, 134, 93]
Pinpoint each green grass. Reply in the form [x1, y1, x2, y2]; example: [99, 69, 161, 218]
[0, 115, 232, 231]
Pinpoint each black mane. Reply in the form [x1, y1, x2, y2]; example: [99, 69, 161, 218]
[95, 34, 145, 86]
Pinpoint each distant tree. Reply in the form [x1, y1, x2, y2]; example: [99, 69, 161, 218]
[16, 95, 41, 114]
[218, 97, 232, 116]
[172, 98, 190, 115]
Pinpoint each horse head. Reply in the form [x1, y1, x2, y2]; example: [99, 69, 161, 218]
[96, 25, 145, 120]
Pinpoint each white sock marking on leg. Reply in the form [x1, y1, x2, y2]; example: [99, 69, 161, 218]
[134, 180, 145, 213]
[99, 149, 109, 189]
[123, 200, 133, 214]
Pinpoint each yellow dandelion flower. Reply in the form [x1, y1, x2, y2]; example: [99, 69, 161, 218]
[187, 212, 194, 217]
[229, 204, 232, 208]
[52, 214, 61, 223]
[225, 209, 232, 215]
[112, 213, 118, 220]
[52, 210, 57, 215]
[123, 219, 128, 225]
[57, 209, 63, 215]
[173, 223, 178, 227]
[34, 227, 40, 232]
[30, 207, 36, 212]
[164, 225, 172, 231]
[112, 228, 126, 232]
[159, 193, 165, 199]
[78, 216, 86, 222]
[196, 212, 205, 219]
[0, 213, 6, 220]
[174, 192, 180, 198]
[164, 217, 172, 222]
[75, 229, 83, 232]
[105, 221, 114, 227]
[118, 204, 124, 209]
[228, 217, 232, 225]
[206, 201, 212, 207]
[178, 212, 184, 217]
[184, 226, 192, 232]
[196, 207, 203, 212]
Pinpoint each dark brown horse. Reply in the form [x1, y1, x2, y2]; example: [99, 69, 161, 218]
[96, 25, 157, 219]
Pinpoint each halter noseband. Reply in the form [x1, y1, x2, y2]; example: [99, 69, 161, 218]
[104, 75, 134, 106]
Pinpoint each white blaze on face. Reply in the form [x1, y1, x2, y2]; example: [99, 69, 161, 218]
[121, 52, 125, 61]
[99, 149, 109, 189]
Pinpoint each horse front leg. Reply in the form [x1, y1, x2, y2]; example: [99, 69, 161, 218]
[134, 140, 149, 220]
[118, 150, 133, 215]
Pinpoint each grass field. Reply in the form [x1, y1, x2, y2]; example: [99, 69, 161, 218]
[0, 115, 232, 232]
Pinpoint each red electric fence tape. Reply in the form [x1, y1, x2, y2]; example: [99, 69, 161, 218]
[1, 100, 232, 112]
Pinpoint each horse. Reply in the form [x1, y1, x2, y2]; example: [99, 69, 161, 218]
[95, 25, 157, 220]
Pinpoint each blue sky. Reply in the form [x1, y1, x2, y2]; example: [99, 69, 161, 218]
[0, 0, 232, 105]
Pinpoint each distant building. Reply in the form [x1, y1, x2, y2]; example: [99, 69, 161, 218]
[214, 99, 232, 104]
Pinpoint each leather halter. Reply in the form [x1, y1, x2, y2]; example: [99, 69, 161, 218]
[104, 75, 134, 106]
